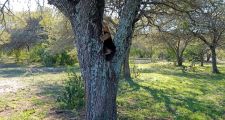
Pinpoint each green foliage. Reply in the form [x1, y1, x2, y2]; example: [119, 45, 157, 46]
[59, 50, 78, 66]
[12, 50, 29, 64]
[29, 44, 45, 62]
[131, 65, 141, 78]
[2, 17, 47, 52]
[29, 44, 78, 67]
[130, 47, 154, 58]
[39, 50, 78, 67]
[184, 43, 207, 62]
[57, 70, 85, 110]
[165, 48, 176, 61]
[41, 51, 58, 67]
[0, 10, 76, 67]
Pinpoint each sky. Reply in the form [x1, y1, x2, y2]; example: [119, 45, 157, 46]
[0, 0, 52, 12]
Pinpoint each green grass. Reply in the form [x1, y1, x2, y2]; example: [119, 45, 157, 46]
[0, 62, 225, 119]
[0, 67, 72, 120]
[117, 62, 225, 120]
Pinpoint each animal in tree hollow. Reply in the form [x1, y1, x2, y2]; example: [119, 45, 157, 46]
[100, 22, 116, 61]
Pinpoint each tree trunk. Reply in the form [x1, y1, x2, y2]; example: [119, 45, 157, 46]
[176, 54, 183, 66]
[210, 46, 219, 73]
[200, 53, 204, 66]
[48, 0, 141, 119]
[206, 53, 211, 62]
[177, 58, 183, 66]
[123, 47, 131, 80]
[123, 20, 136, 80]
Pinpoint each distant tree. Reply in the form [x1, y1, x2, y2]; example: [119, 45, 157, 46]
[148, 0, 225, 73]
[186, 0, 225, 73]
[185, 42, 209, 66]
[152, 15, 192, 66]
[2, 17, 47, 52]
[47, 15, 74, 54]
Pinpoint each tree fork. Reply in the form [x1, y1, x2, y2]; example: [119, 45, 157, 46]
[48, 0, 141, 119]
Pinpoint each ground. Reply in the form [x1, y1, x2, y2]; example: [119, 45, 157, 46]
[0, 62, 225, 120]
[0, 65, 80, 120]
[117, 62, 225, 120]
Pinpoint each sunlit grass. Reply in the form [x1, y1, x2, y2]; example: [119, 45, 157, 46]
[0, 62, 225, 119]
[117, 62, 225, 120]
[0, 68, 68, 120]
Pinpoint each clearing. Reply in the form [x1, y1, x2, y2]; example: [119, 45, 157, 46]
[0, 63, 225, 120]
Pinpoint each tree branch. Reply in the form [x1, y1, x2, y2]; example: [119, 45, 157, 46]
[47, 0, 80, 17]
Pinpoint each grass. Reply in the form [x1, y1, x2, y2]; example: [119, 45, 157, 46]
[0, 67, 78, 120]
[117, 62, 225, 120]
[0, 62, 225, 119]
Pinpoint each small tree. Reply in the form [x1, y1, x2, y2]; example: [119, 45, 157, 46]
[184, 42, 209, 66]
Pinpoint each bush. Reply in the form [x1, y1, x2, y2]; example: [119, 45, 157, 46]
[57, 70, 85, 110]
[59, 50, 78, 66]
[165, 48, 176, 61]
[132, 65, 141, 78]
[29, 44, 45, 62]
[130, 48, 154, 58]
[41, 51, 58, 67]
[29, 44, 78, 67]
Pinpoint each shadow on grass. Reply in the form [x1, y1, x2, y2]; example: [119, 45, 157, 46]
[126, 78, 224, 119]
[0, 66, 80, 78]
[0, 68, 27, 78]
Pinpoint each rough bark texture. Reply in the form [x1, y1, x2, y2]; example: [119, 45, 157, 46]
[123, 19, 138, 80]
[210, 46, 220, 73]
[123, 31, 134, 81]
[123, 46, 131, 80]
[48, 0, 141, 119]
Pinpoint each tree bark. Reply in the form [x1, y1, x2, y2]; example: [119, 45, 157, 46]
[200, 53, 204, 66]
[200, 58, 204, 66]
[123, 23, 136, 80]
[122, 19, 138, 80]
[210, 46, 220, 73]
[48, 0, 141, 119]
[177, 57, 183, 66]
[176, 53, 183, 66]
[123, 46, 131, 80]
[206, 53, 211, 62]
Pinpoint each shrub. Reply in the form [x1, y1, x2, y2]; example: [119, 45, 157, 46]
[29, 44, 78, 67]
[57, 70, 85, 110]
[132, 65, 141, 78]
[41, 51, 58, 67]
[29, 44, 45, 62]
[130, 48, 154, 58]
[59, 50, 78, 66]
